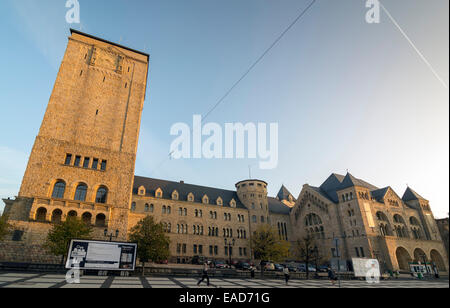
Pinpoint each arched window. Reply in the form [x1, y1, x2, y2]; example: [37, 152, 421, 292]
[82, 212, 92, 225]
[95, 187, 108, 204]
[36, 207, 47, 222]
[95, 214, 106, 227]
[67, 210, 78, 220]
[145, 204, 149, 212]
[167, 206, 171, 214]
[51, 209, 62, 223]
[52, 181, 66, 199]
[74, 184, 88, 201]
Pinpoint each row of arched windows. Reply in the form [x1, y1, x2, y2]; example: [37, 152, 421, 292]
[35, 207, 106, 227]
[51, 180, 108, 204]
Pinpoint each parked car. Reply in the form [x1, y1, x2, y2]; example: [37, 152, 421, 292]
[260, 261, 275, 271]
[297, 264, 317, 272]
[274, 264, 284, 272]
[235, 262, 251, 271]
[318, 265, 329, 272]
[215, 260, 230, 269]
[285, 264, 298, 272]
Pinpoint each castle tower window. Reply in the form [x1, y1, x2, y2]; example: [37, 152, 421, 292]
[52, 181, 66, 199]
[64, 154, 72, 165]
[51, 209, 63, 223]
[74, 156, 81, 167]
[83, 157, 90, 168]
[67, 210, 77, 220]
[95, 187, 108, 204]
[74, 184, 88, 201]
[95, 214, 106, 227]
[92, 158, 99, 170]
[82, 212, 92, 225]
[36, 207, 47, 222]
[101, 160, 107, 171]
[131, 202, 136, 212]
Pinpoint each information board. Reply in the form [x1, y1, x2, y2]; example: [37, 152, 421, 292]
[65, 239, 137, 271]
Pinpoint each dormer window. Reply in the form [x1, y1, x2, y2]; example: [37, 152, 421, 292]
[230, 199, 236, 208]
[172, 190, 179, 200]
[138, 186, 146, 196]
[202, 195, 209, 204]
[217, 197, 223, 206]
[155, 188, 163, 198]
[188, 193, 194, 202]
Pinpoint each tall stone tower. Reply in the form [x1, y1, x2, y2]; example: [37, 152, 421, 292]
[236, 179, 270, 234]
[6, 29, 149, 241]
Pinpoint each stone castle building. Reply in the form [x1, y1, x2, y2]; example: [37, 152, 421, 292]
[1, 30, 448, 273]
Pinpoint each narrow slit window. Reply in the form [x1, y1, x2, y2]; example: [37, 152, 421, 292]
[83, 157, 90, 168]
[101, 160, 107, 171]
[74, 156, 81, 167]
[92, 158, 99, 170]
[64, 154, 72, 165]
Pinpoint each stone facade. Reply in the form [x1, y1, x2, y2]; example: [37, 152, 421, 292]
[1, 30, 448, 274]
[5, 29, 149, 242]
[436, 218, 449, 263]
[291, 174, 449, 273]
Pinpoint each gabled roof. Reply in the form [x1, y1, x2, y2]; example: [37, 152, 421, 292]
[268, 197, 292, 215]
[402, 187, 427, 202]
[133, 176, 245, 209]
[370, 187, 390, 202]
[277, 185, 295, 201]
[318, 173, 346, 203]
[337, 173, 379, 191]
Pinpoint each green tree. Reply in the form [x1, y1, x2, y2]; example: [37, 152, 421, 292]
[44, 218, 93, 264]
[129, 216, 171, 275]
[0, 214, 11, 241]
[251, 224, 290, 263]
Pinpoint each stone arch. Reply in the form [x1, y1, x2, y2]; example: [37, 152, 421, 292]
[67, 210, 78, 220]
[413, 248, 428, 263]
[36, 207, 47, 222]
[393, 214, 406, 224]
[51, 180, 67, 199]
[95, 213, 106, 227]
[395, 247, 412, 271]
[82, 212, 92, 225]
[94, 185, 108, 204]
[51, 209, 63, 223]
[430, 250, 446, 271]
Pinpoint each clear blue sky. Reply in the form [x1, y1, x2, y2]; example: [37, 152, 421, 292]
[0, 0, 448, 217]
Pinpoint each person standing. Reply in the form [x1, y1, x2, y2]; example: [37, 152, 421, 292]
[197, 263, 210, 287]
[283, 265, 290, 285]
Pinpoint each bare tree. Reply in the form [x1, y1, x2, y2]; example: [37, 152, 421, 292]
[293, 235, 323, 279]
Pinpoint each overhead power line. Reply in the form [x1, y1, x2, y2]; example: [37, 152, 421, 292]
[149, 0, 317, 175]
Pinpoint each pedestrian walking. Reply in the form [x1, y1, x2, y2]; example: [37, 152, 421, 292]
[283, 266, 290, 285]
[197, 263, 210, 287]
[250, 266, 256, 279]
[328, 267, 337, 286]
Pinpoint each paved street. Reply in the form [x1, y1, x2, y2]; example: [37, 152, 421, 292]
[0, 272, 448, 288]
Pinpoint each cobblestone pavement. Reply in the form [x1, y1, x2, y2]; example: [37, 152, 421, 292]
[0, 272, 448, 288]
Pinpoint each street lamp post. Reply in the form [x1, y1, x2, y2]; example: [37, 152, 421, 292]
[104, 229, 119, 242]
[225, 238, 235, 267]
